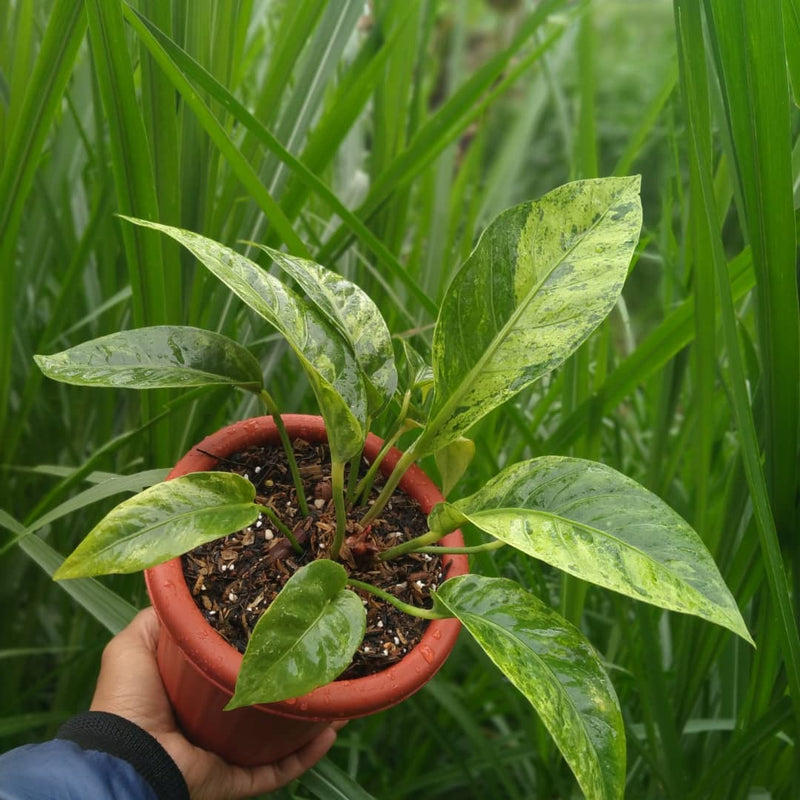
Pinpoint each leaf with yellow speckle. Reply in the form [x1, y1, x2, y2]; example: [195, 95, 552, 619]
[54, 473, 259, 579]
[414, 177, 642, 456]
[429, 457, 753, 644]
[434, 574, 625, 800]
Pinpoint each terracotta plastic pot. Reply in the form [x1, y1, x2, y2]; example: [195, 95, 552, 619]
[145, 415, 468, 766]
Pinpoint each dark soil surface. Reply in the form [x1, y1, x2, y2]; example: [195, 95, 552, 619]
[181, 438, 446, 680]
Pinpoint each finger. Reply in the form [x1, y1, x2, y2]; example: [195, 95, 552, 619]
[124, 606, 161, 652]
[232, 725, 339, 797]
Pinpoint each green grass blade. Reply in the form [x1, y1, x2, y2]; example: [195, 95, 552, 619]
[3, 0, 34, 140]
[123, 5, 434, 316]
[546, 248, 754, 453]
[574, 0, 598, 179]
[0, 510, 137, 634]
[704, 0, 799, 539]
[680, 0, 716, 534]
[0, 0, 86, 443]
[677, 0, 800, 741]
[85, 0, 166, 328]
[121, 3, 308, 257]
[139, 0, 181, 305]
[265, 0, 365, 199]
[0, 469, 168, 558]
[317, 0, 573, 264]
[612, 60, 679, 177]
[687, 698, 793, 800]
[300, 759, 379, 800]
[278, 10, 411, 223]
[783, 0, 800, 105]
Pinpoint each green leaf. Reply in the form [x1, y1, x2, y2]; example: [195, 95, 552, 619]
[394, 338, 434, 421]
[123, 3, 428, 327]
[434, 437, 475, 497]
[0, 469, 168, 559]
[120, 218, 367, 463]
[433, 575, 624, 800]
[416, 177, 642, 455]
[0, 0, 86, 442]
[785, 0, 800, 106]
[84, 0, 167, 329]
[227, 560, 366, 708]
[0, 510, 137, 634]
[35, 326, 263, 391]
[429, 457, 753, 644]
[252, 244, 398, 415]
[53, 473, 259, 579]
[300, 759, 380, 800]
[396, 338, 433, 395]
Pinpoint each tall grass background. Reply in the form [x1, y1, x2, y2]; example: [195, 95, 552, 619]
[1, 0, 798, 797]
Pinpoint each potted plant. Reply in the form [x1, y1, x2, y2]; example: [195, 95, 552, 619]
[141, 413, 469, 766]
[36, 176, 752, 800]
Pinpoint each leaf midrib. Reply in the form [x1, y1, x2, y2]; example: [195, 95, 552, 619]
[81, 501, 256, 562]
[258, 592, 357, 691]
[425, 197, 618, 447]
[45, 357, 254, 387]
[453, 605, 610, 800]
[465, 506, 740, 628]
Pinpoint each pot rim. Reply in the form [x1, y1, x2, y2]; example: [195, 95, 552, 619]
[145, 414, 467, 721]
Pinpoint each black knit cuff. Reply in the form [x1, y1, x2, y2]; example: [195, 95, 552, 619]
[57, 711, 189, 800]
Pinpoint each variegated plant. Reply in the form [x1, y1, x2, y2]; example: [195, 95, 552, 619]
[36, 177, 752, 800]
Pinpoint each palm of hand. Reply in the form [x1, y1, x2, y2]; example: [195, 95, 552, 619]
[90, 608, 339, 800]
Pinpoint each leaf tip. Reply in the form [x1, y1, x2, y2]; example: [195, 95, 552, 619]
[739, 625, 756, 649]
[53, 560, 82, 581]
[223, 695, 245, 712]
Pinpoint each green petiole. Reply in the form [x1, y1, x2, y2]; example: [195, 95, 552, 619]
[330, 461, 347, 560]
[415, 541, 506, 555]
[346, 578, 451, 620]
[258, 389, 309, 516]
[378, 528, 443, 561]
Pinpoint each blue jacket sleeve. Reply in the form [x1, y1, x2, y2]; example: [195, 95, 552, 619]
[0, 712, 189, 800]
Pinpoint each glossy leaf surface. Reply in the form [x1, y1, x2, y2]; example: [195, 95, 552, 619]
[417, 177, 642, 455]
[54, 473, 259, 579]
[434, 574, 624, 800]
[121, 218, 367, 463]
[228, 560, 366, 708]
[429, 457, 752, 643]
[35, 326, 263, 391]
[253, 244, 398, 415]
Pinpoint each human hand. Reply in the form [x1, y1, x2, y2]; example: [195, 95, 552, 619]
[90, 607, 342, 799]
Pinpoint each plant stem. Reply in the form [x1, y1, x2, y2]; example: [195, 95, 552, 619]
[257, 388, 309, 516]
[416, 540, 506, 555]
[355, 427, 404, 504]
[355, 392, 412, 504]
[256, 505, 302, 555]
[360, 442, 419, 527]
[379, 528, 444, 561]
[345, 449, 362, 504]
[330, 460, 347, 560]
[347, 578, 450, 620]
